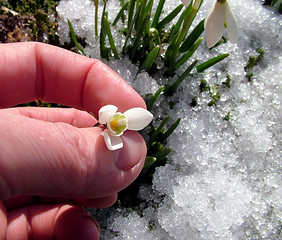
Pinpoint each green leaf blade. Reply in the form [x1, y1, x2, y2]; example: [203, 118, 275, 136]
[196, 53, 230, 72]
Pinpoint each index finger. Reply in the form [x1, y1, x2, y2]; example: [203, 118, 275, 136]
[0, 42, 146, 114]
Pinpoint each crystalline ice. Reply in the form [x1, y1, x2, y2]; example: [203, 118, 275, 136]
[57, 0, 282, 239]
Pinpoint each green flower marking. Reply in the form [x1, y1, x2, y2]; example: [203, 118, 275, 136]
[108, 113, 128, 136]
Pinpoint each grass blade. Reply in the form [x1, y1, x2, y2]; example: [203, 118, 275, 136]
[138, 45, 160, 73]
[144, 0, 154, 34]
[151, 0, 166, 28]
[152, 147, 172, 161]
[158, 118, 181, 143]
[67, 19, 85, 55]
[165, 60, 198, 96]
[130, 13, 150, 60]
[143, 156, 157, 169]
[168, 1, 192, 43]
[146, 86, 164, 111]
[196, 53, 230, 72]
[94, 0, 99, 36]
[103, 14, 120, 59]
[100, 3, 110, 59]
[175, 38, 202, 70]
[136, 0, 148, 33]
[122, 3, 141, 53]
[155, 4, 183, 31]
[179, 18, 204, 53]
[127, 0, 136, 32]
[149, 115, 170, 145]
[112, 1, 129, 26]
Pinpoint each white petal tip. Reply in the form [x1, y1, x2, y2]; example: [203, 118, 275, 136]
[124, 108, 153, 131]
[98, 105, 118, 124]
[103, 130, 123, 151]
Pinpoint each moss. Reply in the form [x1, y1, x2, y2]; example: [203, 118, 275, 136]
[223, 112, 231, 121]
[199, 79, 209, 92]
[190, 97, 198, 107]
[208, 84, 220, 106]
[0, 0, 59, 44]
[244, 48, 264, 81]
[245, 48, 264, 71]
[223, 74, 231, 88]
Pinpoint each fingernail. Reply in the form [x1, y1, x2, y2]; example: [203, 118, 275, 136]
[113, 131, 146, 170]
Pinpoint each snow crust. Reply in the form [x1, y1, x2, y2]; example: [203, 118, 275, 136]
[57, 0, 282, 239]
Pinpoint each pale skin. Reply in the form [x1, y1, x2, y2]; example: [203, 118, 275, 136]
[0, 42, 147, 240]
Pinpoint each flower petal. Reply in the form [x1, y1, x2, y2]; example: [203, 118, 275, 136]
[103, 129, 123, 150]
[224, 1, 239, 44]
[181, 0, 192, 7]
[204, 2, 225, 48]
[98, 105, 118, 124]
[124, 108, 153, 131]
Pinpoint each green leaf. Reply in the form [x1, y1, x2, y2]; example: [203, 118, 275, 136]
[143, 156, 157, 169]
[196, 53, 230, 72]
[152, 147, 172, 161]
[138, 45, 160, 73]
[151, 0, 166, 28]
[130, 13, 150, 60]
[166, 0, 204, 68]
[136, 0, 148, 34]
[149, 115, 170, 145]
[127, 0, 136, 31]
[112, 1, 129, 26]
[103, 15, 120, 59]
[144, 0, 154, 34]
[122, 2, 141, 53]
[146, 86, 164, 111]
[94, 0, 99, 36]
[168, 1, 192, 43]
[67, 19, 85, 55]
[155, 4, 183, 31]
[158, 118, 181, 143]
[164, 60, 198, 96]
[179, 19, 204, 53]
[174, 38, 202, 71]
[100, 2, 110, 59]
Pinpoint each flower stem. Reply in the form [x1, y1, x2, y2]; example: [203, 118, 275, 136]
[166, 0, 203, 68]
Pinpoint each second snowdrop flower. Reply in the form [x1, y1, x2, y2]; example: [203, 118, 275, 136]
[204, 0, 239, 48]
[98, 105, 153, 151]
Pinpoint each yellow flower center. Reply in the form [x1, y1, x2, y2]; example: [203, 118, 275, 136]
[107, 113, 128, 136]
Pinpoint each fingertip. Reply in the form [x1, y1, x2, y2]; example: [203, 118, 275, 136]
[0, 202, 7, 240]
[113, 131, 147, 171]
[75, 194, 118, 208]
[83, 60, 146, 114]
[54, 205, 100, 240]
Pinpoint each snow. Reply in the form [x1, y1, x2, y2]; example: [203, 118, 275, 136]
[57, 0, 282, 239]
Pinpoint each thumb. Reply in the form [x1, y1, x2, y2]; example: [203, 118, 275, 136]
[0, 111, 146, 201]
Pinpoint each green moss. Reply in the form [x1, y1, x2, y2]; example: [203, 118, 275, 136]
[1, 0, 60, 44]
[244, 48, 264, 81]
[223, 112, 231, 121]
[208, 84, 220, 106]
[199, 79, 209, 92]
[190, 97, 198, 107]
[223, 74, 231, 88]
[245, 48, 264, 71]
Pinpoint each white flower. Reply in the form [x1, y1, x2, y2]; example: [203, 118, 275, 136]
[204, 0, 239, 48]
[181, 0, 193, 7]
[98, 105, 153, 151]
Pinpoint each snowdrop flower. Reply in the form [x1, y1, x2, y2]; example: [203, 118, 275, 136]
[98, 105, 153, 151]
[181, 0, 193, 7]
[205, 0, 239, 48]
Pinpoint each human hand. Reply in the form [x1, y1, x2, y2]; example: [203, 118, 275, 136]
[0, 42, 147, 239]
